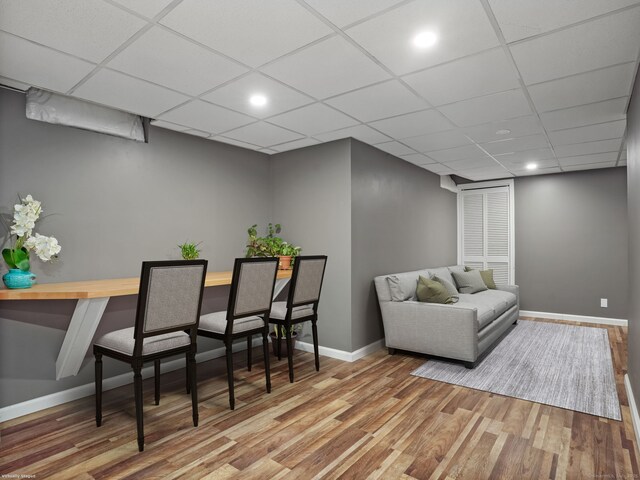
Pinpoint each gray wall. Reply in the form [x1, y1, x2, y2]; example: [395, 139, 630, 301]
[627, 66, 640, 414]
[514, 167, 628, 319]
[0, 88, 271, 406]
[270, 140, 352, 352]
[350, 140, 458, 350]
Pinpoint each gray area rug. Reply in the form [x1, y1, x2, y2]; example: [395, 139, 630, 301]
[411, 320, 621, 420]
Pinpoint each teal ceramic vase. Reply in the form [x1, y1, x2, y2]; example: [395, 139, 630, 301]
[2, 269, 36, 289]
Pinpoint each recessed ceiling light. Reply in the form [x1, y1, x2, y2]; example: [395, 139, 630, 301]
[249, 94, 267, 107]
[526, 162, 538, 170]
[413, 31, 438, 49]
[496, 129, 511, 135]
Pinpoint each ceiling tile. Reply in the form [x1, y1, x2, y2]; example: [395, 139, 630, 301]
[402, 130, 471, 152]
[422, 163, 456, 175]
[268, 103, 358, 135]
[446, 157, 499, 171]
[303, 0, 404, 27]
[270, 137, 320, 152]
[346, 0, 499, 75]
[493, 148, 556, 164]
[261, 36, 390, 99]
[402, 48, 520, 106]
[158, 100, 255, 133]
[548, 120, 626, 146]
[510, 8, 640, 85]
[0, 32, 95, 93]
[456, 166, 513, 181]
[183, 129, 210, 138]
[559, 152, 619, 167]
[110, 0, 175, 18]
[202, 73, 313, 118]
[107, 27, 248, 96]
[160, 0, 332, 67]
[211, 136, 262, 149]
[222, 122, 303, 146]
[400, 153, 436, 165]
[313, 125, 391, 144]
[427, 145, 488, 163]
[515, 167, 563, 176]
[73, 69, 190, 117]
[527, 63, 635, 112]
[438, 89, 532, 127]
[0, 0, 146, 62]
[505, 158, 560, 170]
[463, 115, 543, 143]
[539, 97, 628, 131]
[368, 109, 453, 139]
[489, 0, 640, 42]
[554, 138, 623, 158]
[562, 161, 618, 171]
[326, 80, 427, 122]
[151, 119, 188, 132]
[482, 134, 550, 155]
[373, 141, 416, 157]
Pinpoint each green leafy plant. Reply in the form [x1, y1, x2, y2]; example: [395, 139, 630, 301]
[273, 324, 302, 338]
[245, 223, 301, 258]
[178, 241, 201, 260]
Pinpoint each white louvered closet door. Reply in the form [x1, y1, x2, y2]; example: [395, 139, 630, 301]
[459, 185, 513, 285]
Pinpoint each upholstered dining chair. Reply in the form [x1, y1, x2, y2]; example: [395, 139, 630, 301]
[198, 257, 279, 410]
[268, 255, 327, 383]
[93, 259, 207, 452]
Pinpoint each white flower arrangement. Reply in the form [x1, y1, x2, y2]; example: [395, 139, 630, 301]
[2, 194, 61, 271]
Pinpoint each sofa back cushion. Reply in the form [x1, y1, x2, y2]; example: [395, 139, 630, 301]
[452, 269, 489, 294]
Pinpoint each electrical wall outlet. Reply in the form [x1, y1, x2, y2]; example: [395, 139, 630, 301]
[601, 298, 608, 308]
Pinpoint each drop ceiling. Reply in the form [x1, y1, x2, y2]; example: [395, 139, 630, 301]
[0, 0, 638, 181]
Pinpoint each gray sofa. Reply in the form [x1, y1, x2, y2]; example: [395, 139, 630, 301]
[374, 265, 519, 368]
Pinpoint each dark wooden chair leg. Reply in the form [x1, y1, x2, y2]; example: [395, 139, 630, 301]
[185, 352, 191, 394]
[285, 325, 294, 383]
[262, 327, 271, 393]
[95, 353, 103, 427]
[133, 363, 144, 452]
[154, 359, 160, 405]
[276, 327, 282, 360]
[188, 351, 198, 427]
[225, 340, 235, 410]
[311, 319, 320, 371]
[247, 335, 252, 371]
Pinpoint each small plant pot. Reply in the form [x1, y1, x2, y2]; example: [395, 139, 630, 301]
[278, 255, 292, 270]
[269, 331, 298, 356]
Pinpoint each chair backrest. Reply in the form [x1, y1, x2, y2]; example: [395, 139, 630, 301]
[133, 260, 208, 352]
[287, 255, 328, 309]
[227, 257, 279, 325]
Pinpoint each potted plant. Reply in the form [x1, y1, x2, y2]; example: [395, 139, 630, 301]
[245, 223, 301, 270]
[1, 195, 61, 289]
[269, 324, 302, 356]
[178, 241, 201, 260]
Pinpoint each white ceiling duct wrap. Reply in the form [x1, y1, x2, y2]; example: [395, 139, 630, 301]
[25, 88, 147, 142]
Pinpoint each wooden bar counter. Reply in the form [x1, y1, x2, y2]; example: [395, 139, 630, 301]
[0, 269, 292, 379]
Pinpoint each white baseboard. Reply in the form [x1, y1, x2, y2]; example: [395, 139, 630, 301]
[295, 338, 385, 362]
[0, 337, 385, 423]
[520, 310, 627, 327]
[0, 339, 261, 423]
[625, 374, 640, 448]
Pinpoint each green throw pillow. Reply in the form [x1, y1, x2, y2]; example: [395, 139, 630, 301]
[463, 267, 497, 289]
[416, 275, 454, 304]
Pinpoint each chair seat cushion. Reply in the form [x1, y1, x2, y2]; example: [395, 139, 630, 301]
[199, 311, 264, 334]
[95, 327, 190, 356]
[269, 301, 315, 320]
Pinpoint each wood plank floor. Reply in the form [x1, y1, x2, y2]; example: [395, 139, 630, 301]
[1, 318, 638, 479]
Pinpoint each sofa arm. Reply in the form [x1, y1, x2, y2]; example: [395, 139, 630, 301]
[380, 301, 479, 362]
[496, 284, 519, 305]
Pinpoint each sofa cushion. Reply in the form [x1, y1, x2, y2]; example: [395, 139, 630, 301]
[426, 267, 458, 293]
[465, 267, 497, 289]
[434, 275, 459, 297]
[452, 270, 488, 294]
[456, 295, 495, 329]
[416, 275, 454, 304]
[475, 289, 517, 312]
[448, 265, 466, 276]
